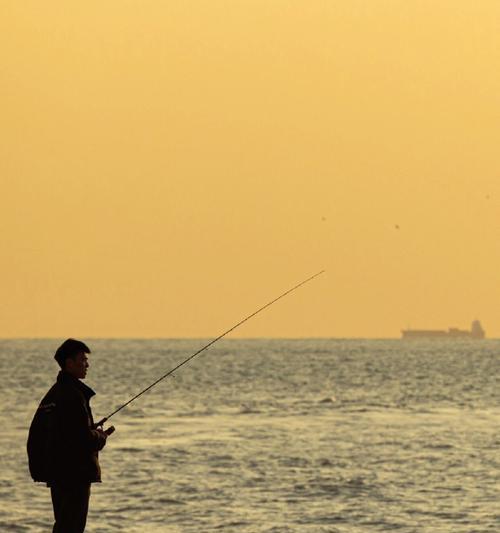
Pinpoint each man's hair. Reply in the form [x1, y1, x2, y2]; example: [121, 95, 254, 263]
[54, 339, 91, 368]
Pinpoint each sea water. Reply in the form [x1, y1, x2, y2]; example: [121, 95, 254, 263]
[1, 338, 499, 532]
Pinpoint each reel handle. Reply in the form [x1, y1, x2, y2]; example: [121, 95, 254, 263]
[93, 418, 115, 436]
[94, 417, 108, 429]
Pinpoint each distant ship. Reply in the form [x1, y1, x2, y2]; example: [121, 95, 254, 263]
[401, 320, 485, 339]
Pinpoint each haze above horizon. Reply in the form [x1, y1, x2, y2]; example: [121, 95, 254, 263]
[1, 2, 499, 338]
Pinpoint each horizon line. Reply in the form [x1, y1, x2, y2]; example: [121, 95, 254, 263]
[0, 336, 497, 341]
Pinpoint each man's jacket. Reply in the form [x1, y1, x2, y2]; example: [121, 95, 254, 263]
[28, 371, 107, 484]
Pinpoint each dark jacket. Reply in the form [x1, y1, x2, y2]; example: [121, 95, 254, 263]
[41, 371, 107, 485]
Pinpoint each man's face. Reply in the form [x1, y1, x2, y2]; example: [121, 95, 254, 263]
[65, 351, 89, 379]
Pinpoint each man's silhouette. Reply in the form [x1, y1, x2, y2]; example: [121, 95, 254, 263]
[31, 339, 113, 533]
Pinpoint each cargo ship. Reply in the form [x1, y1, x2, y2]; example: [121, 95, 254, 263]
[401, 320, 485, 339]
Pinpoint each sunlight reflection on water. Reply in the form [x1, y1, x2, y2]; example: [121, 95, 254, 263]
[1, 338, 500, 532]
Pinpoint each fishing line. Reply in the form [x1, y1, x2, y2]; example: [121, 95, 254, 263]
[95, 270, 325, 428]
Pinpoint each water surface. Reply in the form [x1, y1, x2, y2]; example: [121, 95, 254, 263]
[1, 338, 499, 532]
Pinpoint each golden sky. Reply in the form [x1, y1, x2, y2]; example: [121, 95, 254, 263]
[1, 1, 499, 338]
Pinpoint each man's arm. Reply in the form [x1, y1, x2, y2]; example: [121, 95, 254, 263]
[58, 391, 108, 452]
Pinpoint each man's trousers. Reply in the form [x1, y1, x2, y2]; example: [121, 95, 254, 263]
[50, 483, 91, 533]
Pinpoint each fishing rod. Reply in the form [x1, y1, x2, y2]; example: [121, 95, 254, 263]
[95, 270, 325, 429]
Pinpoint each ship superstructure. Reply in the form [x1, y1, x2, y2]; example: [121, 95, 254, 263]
[401, 320, 485, 339]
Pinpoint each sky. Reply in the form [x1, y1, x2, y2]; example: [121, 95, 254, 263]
[1, 1, 499, 338]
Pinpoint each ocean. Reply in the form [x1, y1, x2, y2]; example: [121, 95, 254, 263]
[1, 338, 499, 532]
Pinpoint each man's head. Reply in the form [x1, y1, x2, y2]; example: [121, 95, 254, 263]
[54, 338, 91, 379]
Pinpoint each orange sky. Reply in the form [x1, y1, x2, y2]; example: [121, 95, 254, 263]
[1, 2, 499, 338]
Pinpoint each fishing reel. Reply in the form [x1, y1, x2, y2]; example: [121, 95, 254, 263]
[94, 417, 115, 436]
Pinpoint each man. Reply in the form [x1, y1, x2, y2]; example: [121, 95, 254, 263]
[28, 339, 114, 533]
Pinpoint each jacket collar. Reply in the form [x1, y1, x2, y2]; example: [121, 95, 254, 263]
[57, 370, 96, 400]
